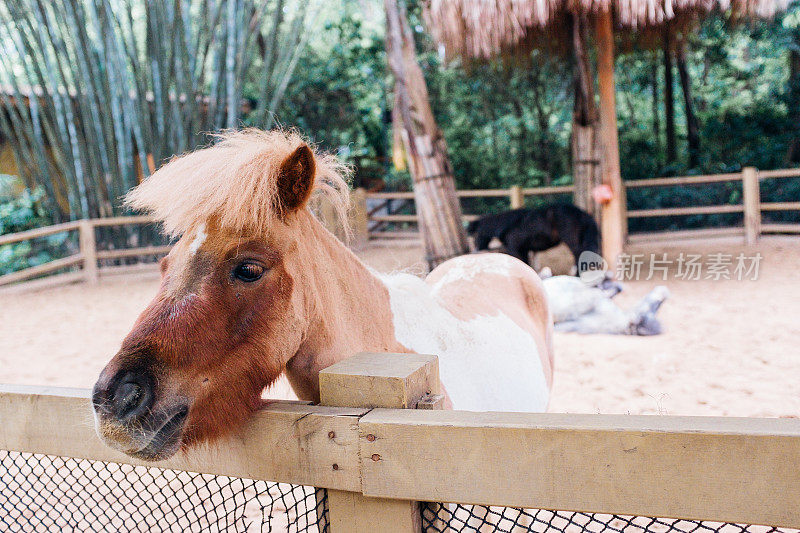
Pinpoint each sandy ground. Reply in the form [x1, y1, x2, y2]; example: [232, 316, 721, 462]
[1, 236, 799, 418]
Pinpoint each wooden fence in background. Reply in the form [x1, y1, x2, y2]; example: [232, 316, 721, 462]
[0, 216, 165, 290]
[1, 167, 799, 290]
[362, 167, 800, 244]
[2, 352, 800, 531]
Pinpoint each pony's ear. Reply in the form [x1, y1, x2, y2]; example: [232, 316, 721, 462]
[276, 144, 316, 214]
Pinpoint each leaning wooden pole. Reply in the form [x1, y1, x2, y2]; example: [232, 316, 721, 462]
[571, 12, 602, 220]
[595, 8, 626, 270]
[385, 0, 469, 269]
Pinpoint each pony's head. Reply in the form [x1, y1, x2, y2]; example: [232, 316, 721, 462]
[91, 130, 349, 460]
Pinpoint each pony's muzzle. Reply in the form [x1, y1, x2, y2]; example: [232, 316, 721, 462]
[92, 365, 190, 461]
[92, 369, 155, 423]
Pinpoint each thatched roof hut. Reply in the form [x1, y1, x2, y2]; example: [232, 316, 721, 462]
[425, 0, 788, 266]
[426, 0, 788, 60]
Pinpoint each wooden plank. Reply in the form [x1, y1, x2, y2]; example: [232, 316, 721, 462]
[0, 270, 85, 294]
[624, 173, 742, 188]
[327, 491, 423, 533]
[365, 186, 574, 201]
[89, 215, 157, 227]
[366, 191, 416, 200]
[521, 185, 576, 195]
[0, 220, 80, 246]
[742, 167, 761, 245]
[627, 227, 742, 244]
[319, 352, 440, 409]
[359, 409, 800, 528]
[98, 262, 161, 277]
[509, 186, 524, 209]
[456, 189, 509, 198]
[0, 254, 84, 286]
[761, 223, 800, 234]
[761, 202, 800, 211]
[321, 352, 439, 533]
[96, 245, 172, 260]
[79, 220, 99, 283]
[371, 214, 418, 223]
[0, 384, 366, 491]
[759, 168, 800, 179]
[595, 8, 625, 269]
[368, 231, 421, 240]
[627, 204, 743, 218]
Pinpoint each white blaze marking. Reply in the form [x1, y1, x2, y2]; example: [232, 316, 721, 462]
[379, 256, 549, 413]
[188, 223, 207, 255]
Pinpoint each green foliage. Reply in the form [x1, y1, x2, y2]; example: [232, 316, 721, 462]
[276, 1, 799, 231]
[0, 184, 71, 275]
[1, 0, 798, 239]
[277, 14, 393, 189]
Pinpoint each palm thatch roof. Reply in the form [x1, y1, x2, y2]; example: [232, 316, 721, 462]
[426, 0, 789, 59]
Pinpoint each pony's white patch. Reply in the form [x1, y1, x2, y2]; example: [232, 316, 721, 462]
[188, 223, 207, 255]
[430, 253, 515, 294]
[380, 268, 549, 413]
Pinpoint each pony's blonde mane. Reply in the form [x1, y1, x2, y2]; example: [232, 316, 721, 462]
[125, 129, 351, 237]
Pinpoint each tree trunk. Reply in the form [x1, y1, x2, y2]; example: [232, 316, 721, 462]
[531, 68, 553, 185]
[663, 29, 677, 164]
[651, 51, 662, 162]
[511, 97, 528, 179]
[384, 0, 468, 269]
[676, 41, 700, 168]
[571, 12, 602, 218]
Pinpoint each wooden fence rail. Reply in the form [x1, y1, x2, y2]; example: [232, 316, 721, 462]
[1, 167, 799, 289]
[0, 215, 161, 288]
[2, 352, 800, 532]
[362, 166, 800, 244]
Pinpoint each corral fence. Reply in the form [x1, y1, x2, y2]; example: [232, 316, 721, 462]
[2, 167, 799, 290]
[0, 215, 168, 290]
[362, 167, 800, 245]
[2, 352, 799, 532]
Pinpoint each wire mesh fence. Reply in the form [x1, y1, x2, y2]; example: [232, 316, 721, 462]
[2, 449, 797, 533]
[0, 450, 328, 532]
[422, 503, 798, 533]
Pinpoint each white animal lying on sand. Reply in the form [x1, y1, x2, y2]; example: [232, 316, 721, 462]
[541, 272, 668, 335]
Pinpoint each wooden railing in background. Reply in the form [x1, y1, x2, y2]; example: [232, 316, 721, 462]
[0, 215, 163, 289]
[363, 167, 800, 244]
[364, 184, 575, 240]
[2, 167, 798, 289]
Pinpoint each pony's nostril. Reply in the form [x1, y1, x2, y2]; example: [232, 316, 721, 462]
[117, 382, 142, 414]
[92, 385, 112, 414]
[112, 379, 152, 420]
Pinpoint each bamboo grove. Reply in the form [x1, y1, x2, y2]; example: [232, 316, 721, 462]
[0, 0, 316, 222]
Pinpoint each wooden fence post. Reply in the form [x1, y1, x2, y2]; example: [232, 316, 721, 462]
[742, 167, 761, 245]
[350, 188, 369, 249]
[509, 185, 525, 209]
[320, 352, 440, 533]
[79, 220, 98, 283]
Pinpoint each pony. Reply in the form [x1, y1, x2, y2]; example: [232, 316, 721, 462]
[466, 204, 600, 271]
[91, 129, 554, 460]
[541, 273, 669, 335]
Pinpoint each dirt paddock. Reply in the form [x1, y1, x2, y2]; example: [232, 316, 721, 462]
[1, 236, 799, 418]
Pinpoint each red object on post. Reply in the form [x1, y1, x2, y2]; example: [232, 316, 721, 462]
[593, 184, 614, 205]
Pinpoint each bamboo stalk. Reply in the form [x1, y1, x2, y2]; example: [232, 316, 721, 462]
[0, 0, 316, 227]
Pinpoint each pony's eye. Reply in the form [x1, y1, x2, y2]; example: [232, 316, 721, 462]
[232, 261, 265, 283]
